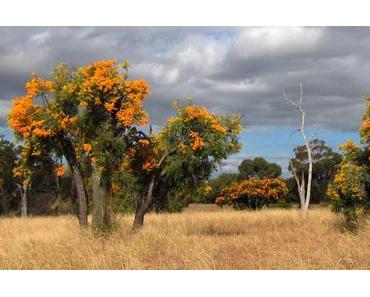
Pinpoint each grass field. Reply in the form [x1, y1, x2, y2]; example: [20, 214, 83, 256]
[0, 205, 370, 269]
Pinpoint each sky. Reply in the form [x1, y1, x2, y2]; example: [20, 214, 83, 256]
[0, 26, 366, 176]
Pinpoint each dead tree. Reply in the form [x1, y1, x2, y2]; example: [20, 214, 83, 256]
[284, 82, 313, 218]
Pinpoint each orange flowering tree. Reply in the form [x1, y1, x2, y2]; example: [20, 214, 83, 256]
[328, 97, 370, 230]
[9, 75, 62, 218]
[215, 178, 288, 209]
[8, 59, 150, 230]
[63, 60, 150, 232]
[128, 102, 242, 228]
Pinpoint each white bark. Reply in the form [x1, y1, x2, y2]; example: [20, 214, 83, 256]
[289, 159, 304, 208]
[284, 82, 313, 218]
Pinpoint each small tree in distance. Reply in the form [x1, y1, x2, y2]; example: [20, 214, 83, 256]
[288, 139, 342, 204]
[238, 157, 281, 179]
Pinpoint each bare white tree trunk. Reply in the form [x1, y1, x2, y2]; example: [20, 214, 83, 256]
[284, 82, 313, 218]
[289, 159, 304, 208]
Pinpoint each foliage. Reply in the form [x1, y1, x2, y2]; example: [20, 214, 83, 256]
[359, 95, 370, 145]
[215, 178, 288, 209]
[238, 157, 281, 179]
[8, 59, 150, 177]
[204, 173, 239, 204]
[284, 177, 301, 204]
[0, 136, 19, 213]
[65, 60, 150, 174]
[127, 102, 243, 213]
[328, 97, 370, 231]
[111, 170, 140, 214]
[153, 103, 242, 211]
[8, 59, 151, 229]
[7, 59, 243, 224]
[328, 162, 367, 231]
[289, 139, 342, 203]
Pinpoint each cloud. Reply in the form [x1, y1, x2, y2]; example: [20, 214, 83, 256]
[134, 63, 180, 86]
[0, 27, 369, 174]
[0, 26, 367, 132]
[231, 27, 323, 60]
[0, 100, 12, 125]
[30, 31, 51, 45]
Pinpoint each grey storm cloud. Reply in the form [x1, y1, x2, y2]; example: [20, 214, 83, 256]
[0, 26, 369, 132]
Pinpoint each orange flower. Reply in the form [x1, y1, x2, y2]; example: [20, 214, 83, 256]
[8, 94, 53, 139]
[13, 168, 23, 177]
[138, 139, 150, 146]
[211, 117, 226, 134]
[112, 182, 120, 194]
[8, 75, 56, 140]
[189, 130, 205, 150]
[142, 158, 158, 171]
[115, 79, 150, 127]
[137, 114, 149, 126]
[104, 97, 119, 112]
[55, 166, 65, 177]
[204, 185, 212, 194]
[82, 143, 92, 153]
[78, 59, 123, 96]
[215, 196, 225, 205]
[339, 140, 356, 151]
[185, 105, 209, 121]
[25, 75, 53, 96]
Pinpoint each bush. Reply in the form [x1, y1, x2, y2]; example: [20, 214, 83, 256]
[206, 173, 239, 204]
[215, 178, 288, 210]
[328, 162, 367, 231]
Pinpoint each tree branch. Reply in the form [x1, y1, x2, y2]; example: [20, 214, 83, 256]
[283, 90, 299, 109]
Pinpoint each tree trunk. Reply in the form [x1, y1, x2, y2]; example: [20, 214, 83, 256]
[92, 165, 112, 233]
[92, 166, 103, 229]
[132, 148, 176, 230]
[132, 175, 156, 229]
[0, 188, 6, 213]
[67, 157, 88, 229]
[51, 176, 62, 215]
[20, 183, 27, 217]
[300, 110, 312, 219]
[302, 140, 313, 218]
[16, 183, 28, 217]
[104, 187, 112, 230]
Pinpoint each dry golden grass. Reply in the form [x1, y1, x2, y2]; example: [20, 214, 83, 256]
[0, 206, 370, 269]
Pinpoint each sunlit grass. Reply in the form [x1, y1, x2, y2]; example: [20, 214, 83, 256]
[0, 206, 369, 269]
